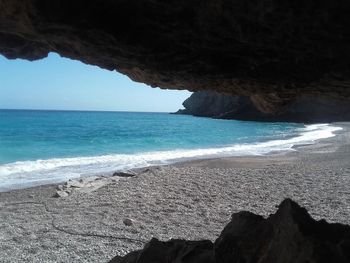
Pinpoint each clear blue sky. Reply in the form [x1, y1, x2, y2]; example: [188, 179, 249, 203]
[0, 53, 191, 112]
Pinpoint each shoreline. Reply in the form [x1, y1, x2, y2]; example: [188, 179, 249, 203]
[0, 123, 349, 262]
[173, 122, 346, 169]
[0, 122, 343, 193]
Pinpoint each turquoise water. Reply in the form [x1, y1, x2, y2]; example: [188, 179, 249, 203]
[0, 110, 341, 191]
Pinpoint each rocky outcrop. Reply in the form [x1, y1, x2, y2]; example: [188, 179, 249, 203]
[110, 239, 215, 263]
[1, 1, 350, 112]
[175, 91, 265, 120]
[52, 173, 136, 197]
[215, 199, 350, 263]
[110, 199, 350, 263]
[176, 91, 350, 122]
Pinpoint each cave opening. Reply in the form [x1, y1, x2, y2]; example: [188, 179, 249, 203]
[1, 1, 350, 262]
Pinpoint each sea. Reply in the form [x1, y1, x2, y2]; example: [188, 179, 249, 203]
[0, 109, 342, 191]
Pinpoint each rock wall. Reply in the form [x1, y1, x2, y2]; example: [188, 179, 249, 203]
[176, 91, 350, 122]
[110, 199, 350, 263]
[1, 0, 350, 112]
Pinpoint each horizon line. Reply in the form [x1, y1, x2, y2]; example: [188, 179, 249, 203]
[0, 108, 180, 114]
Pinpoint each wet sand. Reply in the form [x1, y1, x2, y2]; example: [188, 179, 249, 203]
[0, 123, 349, 262]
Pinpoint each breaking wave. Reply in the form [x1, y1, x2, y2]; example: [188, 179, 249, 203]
[0, 123, 342, 191]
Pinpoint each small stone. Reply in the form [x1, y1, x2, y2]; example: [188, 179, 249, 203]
[113, 172, 135, 178]
[123, 218, 134, 226]
[29, 233, 37, 239]
[68, 180, 84, 188]
[53, 190, 69, 198]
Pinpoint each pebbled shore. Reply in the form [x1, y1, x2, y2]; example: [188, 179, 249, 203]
[0, 123, 350, 262]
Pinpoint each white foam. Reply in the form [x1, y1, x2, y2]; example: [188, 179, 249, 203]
[0, 123, 342, 191]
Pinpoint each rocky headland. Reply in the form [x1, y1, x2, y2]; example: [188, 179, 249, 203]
[176, 91, 350, 122]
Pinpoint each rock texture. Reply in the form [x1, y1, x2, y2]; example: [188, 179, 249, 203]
[176, 91, 350, 122]
[1, 0, 350, 112]
[109, 239, 215, 263]
[110, 199, 350, 263]
[53, 175, 122, 197]
[176, 91, 265, 119]
[215, 198, 350, 263]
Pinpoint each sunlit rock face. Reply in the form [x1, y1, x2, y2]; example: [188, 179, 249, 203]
[1, 0, 350, 112]
[176, 91, 350, 122]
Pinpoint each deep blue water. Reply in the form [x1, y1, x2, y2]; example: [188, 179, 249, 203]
[0, 110, 341, 191]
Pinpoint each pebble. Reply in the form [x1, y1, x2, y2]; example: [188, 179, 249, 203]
[54, 190, 69, 198]
[123, 218, 134, 226]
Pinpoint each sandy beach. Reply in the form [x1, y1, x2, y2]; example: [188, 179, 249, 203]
[1, 123, 350, 263]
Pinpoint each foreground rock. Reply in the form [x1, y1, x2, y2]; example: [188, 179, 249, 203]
[110, 199, 350, 263]
[176, 91, 350, 122]
[110, 239, 215, 263]
[1, 1, 350, 111]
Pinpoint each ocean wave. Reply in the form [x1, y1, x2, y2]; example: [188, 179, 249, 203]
[0, 123, 342, 191]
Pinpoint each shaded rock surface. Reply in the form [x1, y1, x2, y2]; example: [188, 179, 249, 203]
[110, 239, 215, 263]
[111, 199, 350, 263]
[176, 91, 350, 122]
[1, 0, 350, 111]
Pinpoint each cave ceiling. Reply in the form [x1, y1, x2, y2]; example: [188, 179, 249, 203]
[1, 0, 350, 112]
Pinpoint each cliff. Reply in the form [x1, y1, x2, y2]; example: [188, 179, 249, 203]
[176, 91, 350, 122]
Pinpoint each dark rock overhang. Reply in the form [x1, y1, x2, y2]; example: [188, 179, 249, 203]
[1, 0, 350, 112]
